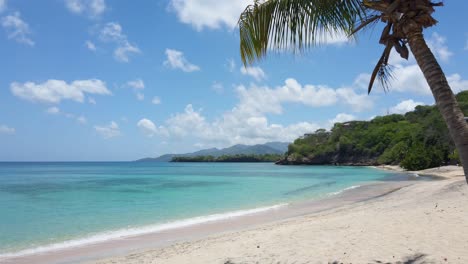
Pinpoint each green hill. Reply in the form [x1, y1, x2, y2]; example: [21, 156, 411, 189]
[279, 91, 468, 170]
[135, 142, 289, 162]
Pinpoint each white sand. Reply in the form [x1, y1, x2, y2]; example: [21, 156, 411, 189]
[93, 166, 468, 264]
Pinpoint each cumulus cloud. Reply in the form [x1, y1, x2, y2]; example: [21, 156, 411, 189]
[46, 106, 60, 114]
[126, 79, 145, 100]
[329, 113, 356, 125]
[11, 79, 111, 104]
[240, 66, 266, 81]
[427, 32, 452, 63]
[85, 40, 96, 51]
[1, 12, 34, 46]
[127, 79, 145, 90]
[152, 96, 161, 105]
[140, 78, 374, 146]
[99, 22, 140, 62]
[236, 78, 373, 114]
[114, 42, 140, 62]
[164, 49, 200, 72]
[65, 0, 106, 17]
[137, 118, 159, 137]
[134, 76, 378, 147]
[169, 0, 251, 30]
[390, 99, 425, 114]
[168, 0, 350, 47]
[148, 103, 319, 146]
[211, 82, 224, 94]
[0, 124, 15, 135]
[94, 121, 120, 139]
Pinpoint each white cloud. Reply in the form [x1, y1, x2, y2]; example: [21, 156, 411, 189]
[126, 79, 145, 100]
[390, 99, 425, 114]
[0, 0, 6, 13]
[154, 103, 319, 146]
[114, 42, 140, 62]
[137, 118, 159, 137]
[329, 113, 356, 125]
[137, 78, 375, 147]
[0, 124, 15, 135]
[152, 96, 161, 105]
[46, 106, 60, 114]
[65, 0, 106, 17]
[85, 40, 96, 51]
[88, 97, 96, 104]
[236, 78, 373, 114]
[226, 58, 236, 72]
[11, 79, 111, 104]
[211, 82, 224, 94]
[95, 121, 120, 139]
[1, 12, 34, 46]
[99, 22, 124, 42]
[45, 107, 88, 124]
[447, 74, 468, 93]
[77, 116, 87, 124]
[240, 66, 266, 81]
[427, 32, 452, 63]
[127, 79, 145, 90]
[164, 49, 200, 72]
[355, 61, 468, 96]
[136, 92, 144, 101]
[169, 0, 251, 30]
[99, 22, 140, 62]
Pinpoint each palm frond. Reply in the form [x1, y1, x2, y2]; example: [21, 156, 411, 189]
[350, 14, 380, 36]
[239, 0, 368, 65]
[368, 43, 393, 94]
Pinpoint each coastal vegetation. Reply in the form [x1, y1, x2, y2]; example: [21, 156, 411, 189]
[171, 154, 283, 162]
[280, 91, 468, 170]
[238, 0, 468, 181]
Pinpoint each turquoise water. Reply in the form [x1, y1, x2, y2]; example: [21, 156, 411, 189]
[0, 162, 402, 256]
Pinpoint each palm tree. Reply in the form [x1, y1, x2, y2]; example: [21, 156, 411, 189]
[238, 0, 468, 182]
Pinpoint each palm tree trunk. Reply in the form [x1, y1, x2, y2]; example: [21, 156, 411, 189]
[405, 26, 468, 183]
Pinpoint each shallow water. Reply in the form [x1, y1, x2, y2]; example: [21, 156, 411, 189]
[0, 162, 405, 256]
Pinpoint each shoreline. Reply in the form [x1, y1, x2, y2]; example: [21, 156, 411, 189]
[1, 169, 416, 264]
[2, 166, 465, 264]
[92, 167, 467, 264]
[374, 164, 465, 179]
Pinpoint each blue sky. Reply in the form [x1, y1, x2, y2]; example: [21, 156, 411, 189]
[0, 0, 467, 161]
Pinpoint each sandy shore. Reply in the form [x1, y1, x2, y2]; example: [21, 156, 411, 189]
[376, 164, 465, 179]
[88, 166, 468, 264]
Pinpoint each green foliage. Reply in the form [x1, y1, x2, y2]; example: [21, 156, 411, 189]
[171, 154, 283, 163]
[285, 91, 468, 170]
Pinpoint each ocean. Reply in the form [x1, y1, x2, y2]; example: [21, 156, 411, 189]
[0, 162, 405, 258]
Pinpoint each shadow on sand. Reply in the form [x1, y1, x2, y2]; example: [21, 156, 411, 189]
[224, 253, 430, 264]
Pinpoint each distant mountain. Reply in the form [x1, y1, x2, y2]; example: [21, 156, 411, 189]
[135, 142, 289, 162]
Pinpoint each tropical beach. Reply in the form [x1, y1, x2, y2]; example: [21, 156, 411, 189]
[93, 166, 468, 264]
[0, 165, 466, 264]
[2, 0, 468, 263]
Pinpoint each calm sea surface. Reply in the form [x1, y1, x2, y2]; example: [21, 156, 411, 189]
[0, 162, 404, 256]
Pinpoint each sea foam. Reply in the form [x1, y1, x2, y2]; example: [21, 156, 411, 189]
[328, 185, 361, 196]
[0, 203, 287, 259]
